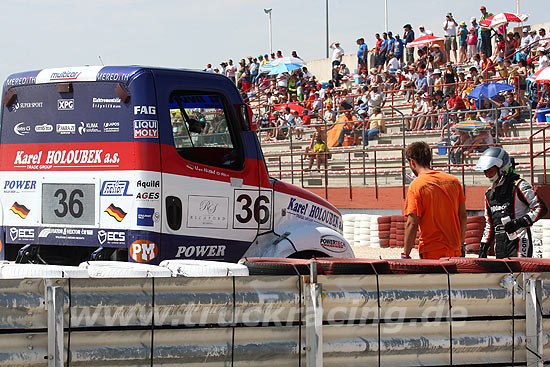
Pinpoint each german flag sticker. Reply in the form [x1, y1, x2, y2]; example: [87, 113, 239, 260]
[10, 202, 30, 219]
[105, 204, 127, 222]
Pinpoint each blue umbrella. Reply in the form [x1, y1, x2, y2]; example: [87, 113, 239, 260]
[467, 82, 515, 100]
[268, 63, 302, 75]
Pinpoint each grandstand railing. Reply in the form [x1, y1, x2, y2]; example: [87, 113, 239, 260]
[530, 123, 550, 185]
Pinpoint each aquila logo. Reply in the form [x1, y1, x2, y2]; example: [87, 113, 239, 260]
[104, 203, 127, 222]
[10, 202, 30, 219]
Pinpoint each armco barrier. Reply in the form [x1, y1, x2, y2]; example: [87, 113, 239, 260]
[0, 270, 549, 366]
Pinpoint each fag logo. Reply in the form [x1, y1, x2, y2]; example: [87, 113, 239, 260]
[130, 240, 158, 263]
[104, 204, 127, 222]
[10, 202, 30, 219]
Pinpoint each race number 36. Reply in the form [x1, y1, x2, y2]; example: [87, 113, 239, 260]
[233, 189, 273, 230]
[42, 183, 95, 225]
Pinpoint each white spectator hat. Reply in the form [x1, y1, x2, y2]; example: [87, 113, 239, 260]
[523, 27, 529, 32]
[470, 17, 476, 22]
[433, 68, 441, 74]
[419, 25, 425, 28]
[538, 46, 547, 51]
[466, 73, 473, 78]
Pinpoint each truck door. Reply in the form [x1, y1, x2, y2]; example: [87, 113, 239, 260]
[156, 75, 272, 262]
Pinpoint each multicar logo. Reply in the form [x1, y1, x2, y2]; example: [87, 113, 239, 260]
[35, 124, 53, 133]
[100, 180, 132, 196]
[50, 71, 82, 81]
[57, 99, 74, 110]
[9, 227, 34, 241]
[319, 235, 347, 253]
[130, 240, 158, 263]
[14, 122, 31, 136]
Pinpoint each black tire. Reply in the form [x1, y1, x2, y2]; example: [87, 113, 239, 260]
[507, 257, 550, 272]
[316, 258, 390, 275]
[387, 259, 458, 274]
[241, 258, 311, 275]
[442, 257, 519, 273]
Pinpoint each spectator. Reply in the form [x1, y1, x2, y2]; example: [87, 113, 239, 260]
[450, 130, 474, 164]
[330, 41, 345, 68]
[447, 89, 466, 123]
[291, 50, 301, 60]
[537, 83, 550, 109]
[373, 33, 383, 69]
[366, 83, 386, 115]
[470, 17, 481, 52]
[291, 110, 303, 140]
[387, 52, 400, 71]
[495, 57, 508, 79]
[431, 90, 447, 129]
[492, 93, 520, 137]
[430, 44, 446, 66]
[442, 62, 457, 95]
[378, 32, 389, 72]
[457, 21, 468, 64]
[393, 34, 405, 65]
[249, 57, 259, 84]
[539, 29, 549, 50]
[305, 125, 329, 172]
[520, 28, 532, 60]
[402, 141, 467, 260]
[479, 6, 494, 57]
[356, 37, 368, 71]
[443, 12, 458, 63]
[363, 106, 386, 145]
[466, 27, 478, 62]
[480, 51, 495, 79]
[276, 50, 283, 58]
[335, 109, 359, 147]
[419, 25, 433, 37]
[403, 24, 415, 63]
[225, 59, 237, 83]
[415, 69, 428, 94]
[469, 128, 494, 153]
[537, 47, 549, 71]
[408, 93, 427, 130]
[530, 29, 540, 48]
[493, 34, 506, 60]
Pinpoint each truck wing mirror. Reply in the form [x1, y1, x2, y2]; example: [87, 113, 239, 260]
[3, 88, 16, 107]
[237, 103, 257, 131]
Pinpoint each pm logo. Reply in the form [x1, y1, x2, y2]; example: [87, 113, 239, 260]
[130, 240, 158, 263]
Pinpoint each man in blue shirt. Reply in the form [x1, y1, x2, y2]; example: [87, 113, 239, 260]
[403, 24, 415, 63]
[415, 70, 428, 94]
[356, 37, 368, 71]
[378, 32, 389, 72]
[394, 34, 405, 66]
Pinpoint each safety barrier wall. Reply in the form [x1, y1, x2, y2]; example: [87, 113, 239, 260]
[0, 271, 549, 366]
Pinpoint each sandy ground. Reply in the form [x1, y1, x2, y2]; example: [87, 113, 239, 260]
[351, 244, 478, 259]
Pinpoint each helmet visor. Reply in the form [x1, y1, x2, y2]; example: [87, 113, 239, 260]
[475, 155, 502, 171]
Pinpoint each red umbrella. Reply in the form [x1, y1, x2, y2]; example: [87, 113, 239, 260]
[274, 103, 305, 114]
[406, 35, 444, 48]
[479, 12, 529, 28]
[528, 66, 550, 83]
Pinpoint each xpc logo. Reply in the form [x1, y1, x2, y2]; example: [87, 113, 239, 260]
[130, 240, 158, 262]
[57, 99, 74, 110]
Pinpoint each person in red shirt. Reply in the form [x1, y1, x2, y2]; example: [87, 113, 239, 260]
[480, 51, 496, 79]
[447, 90, 466, 123]
[301, 109, 312, 126]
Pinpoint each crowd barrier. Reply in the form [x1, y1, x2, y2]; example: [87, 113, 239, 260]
[0, 261, 549, 366]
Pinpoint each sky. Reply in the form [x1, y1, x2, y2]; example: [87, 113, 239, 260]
[0, 0, 547, 83]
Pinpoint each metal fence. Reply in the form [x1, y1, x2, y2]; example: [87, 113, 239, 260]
[0, 269, 549, 366]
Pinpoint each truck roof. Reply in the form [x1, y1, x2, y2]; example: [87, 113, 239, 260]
[3, 65, 225, 89]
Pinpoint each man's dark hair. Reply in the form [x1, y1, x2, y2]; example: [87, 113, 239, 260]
[357, 38, 364, 43]
[406, 142, 432, 168]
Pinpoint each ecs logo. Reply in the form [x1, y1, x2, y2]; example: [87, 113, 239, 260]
[130, 240, 158, 262]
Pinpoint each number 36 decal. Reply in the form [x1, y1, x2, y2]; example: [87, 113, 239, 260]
[233, 189, 273, 230]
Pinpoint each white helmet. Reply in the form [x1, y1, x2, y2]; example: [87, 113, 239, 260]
[475, 147, 511, 176]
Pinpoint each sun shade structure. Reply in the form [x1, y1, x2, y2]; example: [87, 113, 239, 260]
[467, 82, 515, 100]
[479, 12, 529, 28]
[406, 35, 444, 48]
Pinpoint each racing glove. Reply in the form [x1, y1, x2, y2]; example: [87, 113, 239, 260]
[503, 215, 533, 234]
[479, 242, 489, 258]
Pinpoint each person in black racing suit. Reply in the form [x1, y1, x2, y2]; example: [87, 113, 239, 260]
[475, 147, 547, 258]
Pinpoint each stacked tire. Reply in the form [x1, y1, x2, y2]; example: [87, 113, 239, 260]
[531, 219, 544, 258]
[464, 216, 485, 255]
[342, 214, 355, 247]
[369, 215, 381, 248]
[393, 215, 406, 247]
[358, 214, 371, 247]
[542, 219, 550, 258]
[378, 216, 391, 248]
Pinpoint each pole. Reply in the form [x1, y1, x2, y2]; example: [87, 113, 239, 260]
[268, 12, 273, 54]
[384, 0, 388, 33]
[325, 0, 329, 58]
[516, 0, 520, 14]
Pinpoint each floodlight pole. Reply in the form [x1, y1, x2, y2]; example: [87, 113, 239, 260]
[264, 8, 273, 54]
[385, 0, 388, 32]
[325, 0, 329, 58]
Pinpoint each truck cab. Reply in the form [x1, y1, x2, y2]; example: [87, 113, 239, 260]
[0, 66, 353, 264]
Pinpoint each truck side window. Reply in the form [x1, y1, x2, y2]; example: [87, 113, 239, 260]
[169, 92, 243, 170]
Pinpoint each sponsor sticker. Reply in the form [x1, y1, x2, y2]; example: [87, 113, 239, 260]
[97, 230, 125, 245]
[5, 75, 36, 87]
[9, 227, 34, 241]
[286, 197, 342, 231]
[78, 122, 101, 135]
[96, 72, 130, 82]
[10, 202, 30, 219]
[13, 149, 119, 169]
[104, 204, 127, 222]
[137, 208, 156, 227]
[100, 180, 132, 196]
[133, 120, 158, 138]
[50, 71, 82, 81]
[92, 97, 122, 109]
[56, 123, 75, 135]
[130, 240, 158, 262]
[4, 180, 37, 193]
[319, 235, 347, 253]
[175, 245, 226, 259]
[134, 106, 156, 115]
[135, 192, 159, 200]
[57, 99, 74, 110]
[103, 121, 120, 133]
[38, 227, 93, 240]
[187, 195, 229, 229]
[9, 102, 43, 112]
[14, 122, 31, 136]
[35, 124, 53, 133]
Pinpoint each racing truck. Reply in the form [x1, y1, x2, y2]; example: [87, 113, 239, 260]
[0, 66, 353, 265]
